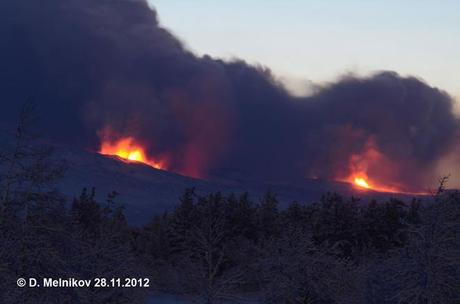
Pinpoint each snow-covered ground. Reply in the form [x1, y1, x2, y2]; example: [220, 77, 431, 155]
[56, 146, 418, 225]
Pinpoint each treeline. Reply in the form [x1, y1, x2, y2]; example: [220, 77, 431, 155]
[134, 188, 460, 303]
[2, 177, 459, 304]
[1, 110, 459, 303]
[0, 109, 146, 303]
[0, 187, 146, 303]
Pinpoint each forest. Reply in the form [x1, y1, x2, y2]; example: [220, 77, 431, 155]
[0, 112, 459, 304]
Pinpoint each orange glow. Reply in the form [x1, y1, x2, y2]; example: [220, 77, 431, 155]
[99, 137, 165, 170]
[354, 177, 370, 189]
[348, 172, 406, 193]
[345, 147, 406, 193]
[341, 139, 427, 195]
[349, 174, 400, 193]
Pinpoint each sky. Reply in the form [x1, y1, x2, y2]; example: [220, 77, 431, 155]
[150, 0, 460, 101]
[2, 0, 458, 189]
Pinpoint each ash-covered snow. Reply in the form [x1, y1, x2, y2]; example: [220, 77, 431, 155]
[56, 147, 423, 225]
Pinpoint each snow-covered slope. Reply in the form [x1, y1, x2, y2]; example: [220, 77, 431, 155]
[56, 147, 423, 225]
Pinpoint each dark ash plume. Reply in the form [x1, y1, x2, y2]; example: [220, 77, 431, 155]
[0, 0, 458, 191]
[303, 72, 459, 191]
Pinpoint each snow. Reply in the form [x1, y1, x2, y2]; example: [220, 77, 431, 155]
[56, 146, 420, 225]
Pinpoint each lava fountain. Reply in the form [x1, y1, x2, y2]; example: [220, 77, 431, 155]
[349, 173, 400, 193]
[354, 177, 370, 189]
[339, 138, 428, 194]
[99, 137, 166, 170]
[344, 148, 405, 193]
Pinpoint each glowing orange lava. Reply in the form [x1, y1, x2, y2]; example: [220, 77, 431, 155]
[340, 138, 428, 194]
[99, 137, 165, 170]
[354, 177, 370, 189]
[348, 173, 407, 193]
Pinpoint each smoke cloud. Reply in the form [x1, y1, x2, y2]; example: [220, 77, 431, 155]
[0, 0, 458, 192]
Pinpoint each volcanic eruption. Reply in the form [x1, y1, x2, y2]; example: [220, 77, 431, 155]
[99, 136, 166, 170]
[354, 178, 371, 190]
[336, 137, 426, 194]
[0, 0, 459, 194]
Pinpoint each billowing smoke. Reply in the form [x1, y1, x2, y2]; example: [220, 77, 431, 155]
[304, 73, 459, 191]
[0, 0, 458, 192]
